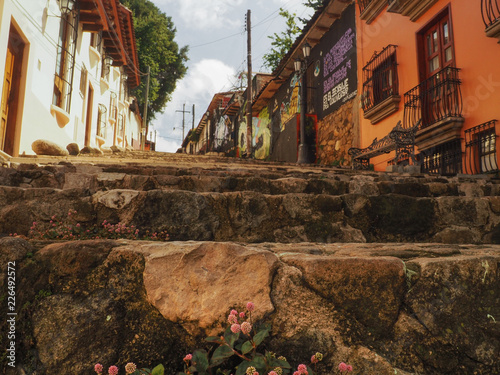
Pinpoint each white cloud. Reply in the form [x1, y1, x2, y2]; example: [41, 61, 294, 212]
[155, 135, 181, 153]
[152, 59, 236, 153]
[157, 0, 244, 30]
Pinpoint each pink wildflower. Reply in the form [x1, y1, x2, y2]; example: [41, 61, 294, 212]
[239, 311, 246, 319]
[108, 365, 119, 375]
[230, 323, 241, 333]
[125, 362, 137, 374]
[246, 302, 255, 312]
[268, 372, 278, 375]
[228, 314, 238, 324]
[311, 355, 318, 364]
[347, 365, 353, 372]
[94, 363, 103, 374]
[297, 364, 308, 374]
[231, 309, 238, 315]
[338, 362, 348, 372]
[293, 372, 300, 375]
[241, 321, 252, 335]
[184, 353, 193, 362]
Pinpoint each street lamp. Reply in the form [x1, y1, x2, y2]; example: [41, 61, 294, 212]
[295, 41, 311, 164]
[58, 0, 75, 15]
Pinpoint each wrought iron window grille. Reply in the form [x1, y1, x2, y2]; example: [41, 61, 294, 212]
[465, 120, 499, 174]
[362, 45, 398, 112]
[109, 92, 118, 122]
[53, 7, 78, 113]
[97, 104, 107, 138]
[420, 139, 462, 175]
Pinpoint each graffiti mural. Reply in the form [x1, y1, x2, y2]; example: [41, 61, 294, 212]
[279, 75, 301, 130]
[238, 117, 247, 155]
[253, 106, 271, 160]
[214, 115, 229, 149]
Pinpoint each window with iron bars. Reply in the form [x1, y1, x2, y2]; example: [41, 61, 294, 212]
[420, 139, 462, 175]
[90, 31, 102, 52]
[79, 65, 87, 97]
[53, 10, 78, 113]
[362, 45, 399, 113]
[96, 104, 107, 139]
[465, 120, 498, 174]
[109, 92, 117, 123]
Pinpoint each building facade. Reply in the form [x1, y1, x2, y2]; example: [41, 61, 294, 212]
[357, 0, 500, 174]
[0, 0, 141, 157]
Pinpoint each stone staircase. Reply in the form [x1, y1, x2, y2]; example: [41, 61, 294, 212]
[1, 151, 500, 375]
[1, 151, 500, 244]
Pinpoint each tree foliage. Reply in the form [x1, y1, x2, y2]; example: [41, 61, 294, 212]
[262, 1, 325, 73]
[262, 8, 301, 73]
[122, 0, 188, 124]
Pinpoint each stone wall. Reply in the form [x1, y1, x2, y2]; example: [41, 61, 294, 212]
[316, 99, 356, 167]
[2, 239, 498, 375]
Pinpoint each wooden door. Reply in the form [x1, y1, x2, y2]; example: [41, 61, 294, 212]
[1, 26, 24, 155]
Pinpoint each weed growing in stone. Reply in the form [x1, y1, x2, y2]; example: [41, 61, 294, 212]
[94, 302, 353, 375]
[178, 302, 324, 375]
[23, 209, 169, 241]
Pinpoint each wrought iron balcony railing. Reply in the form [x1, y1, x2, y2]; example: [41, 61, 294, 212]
[403, 67, 462, 131]
[465, 120, 499, 174]
[482, 0, 500, 28]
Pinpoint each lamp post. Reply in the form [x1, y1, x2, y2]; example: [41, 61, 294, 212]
[295, 41, 311, 164]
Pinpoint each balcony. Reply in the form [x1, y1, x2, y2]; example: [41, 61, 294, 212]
[358, 0, 386, 24]
[387, 0, 438, 21]
[481, 0, 500, 41]
[362, 45, 400, 124]
[403, 67, 464, 151]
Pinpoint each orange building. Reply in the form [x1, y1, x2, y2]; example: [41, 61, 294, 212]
[355, 0, 500, 174]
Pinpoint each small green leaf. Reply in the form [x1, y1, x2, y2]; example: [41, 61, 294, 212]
[249, 354, 267, 371]
[210, 345, 234, 366]
[253, 325, 270, 346]
[224, 326, 240, 348]
[151, 364, 164, 375]
[241, 340, 254, 355]
[193, 349, 209, 373]
[268, 357, 292, 369]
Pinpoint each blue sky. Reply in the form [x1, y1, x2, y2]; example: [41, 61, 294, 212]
[149, 0, 312, 152]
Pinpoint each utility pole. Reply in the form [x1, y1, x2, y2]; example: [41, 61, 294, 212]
[141, 66, 150, 151]
[192, 104, 195, 130]
[176, 104, 190, 142]
[245, 9, 252, 158]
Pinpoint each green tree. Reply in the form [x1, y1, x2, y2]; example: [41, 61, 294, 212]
[122, 0, 188, 124]
[262, 8, 301, 73]
[262, 1, 323, 73]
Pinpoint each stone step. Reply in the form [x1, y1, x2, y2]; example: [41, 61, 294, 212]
[1, 185, 499, 244]
[3, 157, 500, 198]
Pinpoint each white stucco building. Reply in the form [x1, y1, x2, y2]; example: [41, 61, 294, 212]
[0, 0, 142, 157]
